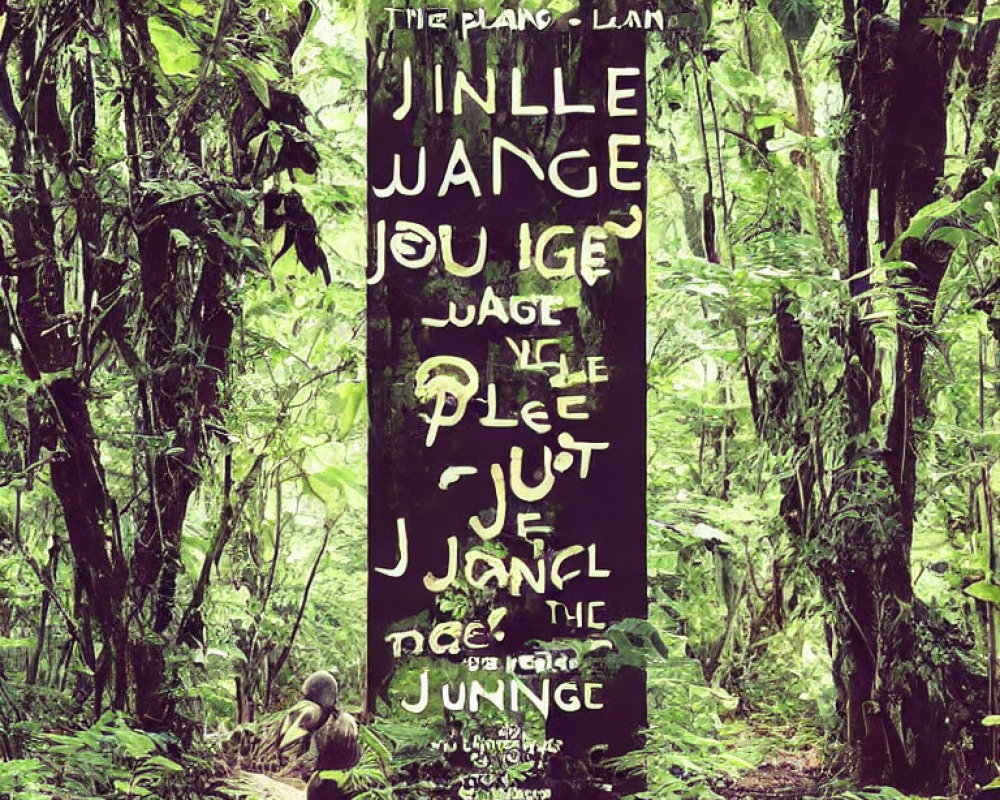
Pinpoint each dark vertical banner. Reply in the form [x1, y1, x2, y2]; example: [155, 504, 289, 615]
[367, 3, 651, 796]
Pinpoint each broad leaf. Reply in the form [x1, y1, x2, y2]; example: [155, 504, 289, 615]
[148, 17, 201, 76]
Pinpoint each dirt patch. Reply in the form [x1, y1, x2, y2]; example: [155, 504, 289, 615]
[715, 752, 826, 800]
[225, 769, 306, 800]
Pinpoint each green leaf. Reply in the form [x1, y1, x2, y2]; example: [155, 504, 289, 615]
[145, 755, 184, 772]
[890, 195, 960, 256]
[927, 225, 975, 247]
[0, 635, 34, 650]
[336, 382, 365, 438]
[318, 769, 349, 785]
[919, 16, 949, 34]
[112, 726, 157, 758]
[114, 778, 151, 797]
[358, 725, 392, 765]
[751, 114, 783, 130]
[982, 715, 1000, 726]
[236, 60, 271, 108]
[310, 465, 362, 496]
[964, 580, 1000, 604]
[147, 17, 201, 76]
[232, 56, 281, 109]
[179, 0, 206, 16]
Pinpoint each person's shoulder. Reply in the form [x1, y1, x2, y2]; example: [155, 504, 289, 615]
[332, 709, 359, 737]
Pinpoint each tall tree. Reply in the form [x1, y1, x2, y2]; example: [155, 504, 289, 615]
[0, 0, 327, 728]
[767, 0, 1000, 788]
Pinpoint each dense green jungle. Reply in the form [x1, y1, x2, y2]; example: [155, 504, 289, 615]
[1, 0, 999, 798]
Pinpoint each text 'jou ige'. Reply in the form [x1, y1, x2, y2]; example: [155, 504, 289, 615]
[367, 205, 643, 286]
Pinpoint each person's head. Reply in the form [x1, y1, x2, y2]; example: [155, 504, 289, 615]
[302, 670, 339, 711]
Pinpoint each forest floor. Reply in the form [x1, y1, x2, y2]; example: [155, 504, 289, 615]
[709, 718, 832, 800]
[220, 718, 833, 800]
[714, 752, 827, 800]
[230, 760, 829, 800]
[227, 770, 306, 800]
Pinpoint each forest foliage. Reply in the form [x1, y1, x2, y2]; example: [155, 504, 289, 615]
[0, 0, 998, 797]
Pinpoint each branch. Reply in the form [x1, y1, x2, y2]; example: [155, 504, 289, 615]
[269, 521, 333, 680]
[956, 44, 1000, 199]
[174, 450, 267, 645]
[1, 500, 89, 668]
[156, 0, 236, 160]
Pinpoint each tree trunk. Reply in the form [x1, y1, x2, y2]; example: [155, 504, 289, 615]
[762, 0, 997, 789]
[0, 0, 324, 733]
